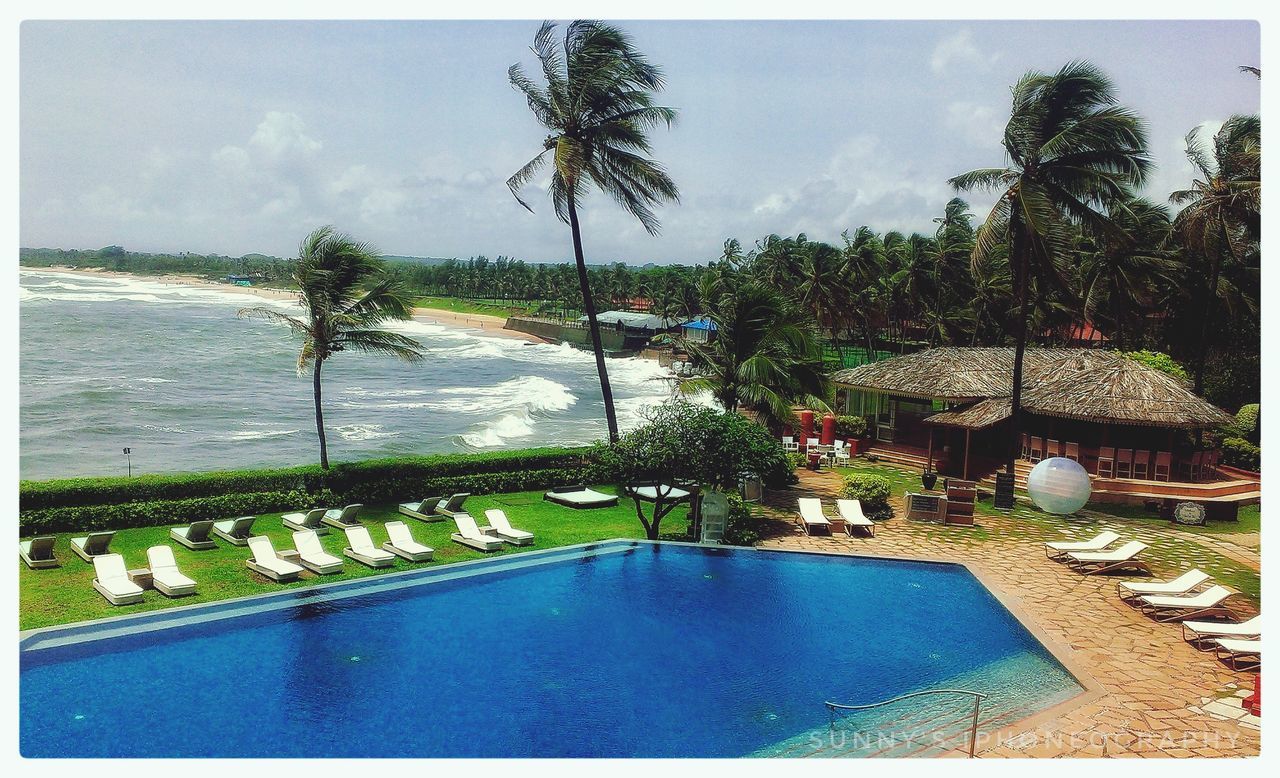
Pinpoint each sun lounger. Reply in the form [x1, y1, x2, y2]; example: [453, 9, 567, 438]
[170, 520, 218, 550]
[543, 485, 618, 508]
[484, 509, 535, 546]
[1183, 615, 1262, 648]
[293, 530, 344, 575]
[434, 493, 471, 518]
[1117, 569, 1211, 603]
[342, 526, 396, 568]
[320, 503, 363, 530]
[398, 495, 445, 522]
[212, 516, 257, 546]
[246, 536, 304, 583]
[91, 553, 145, 605]
[1139, 585, 1237, 622]
[146, 545, 197, 597]
[1213, 638, 1261, 671]
[382, 521, 434, 562]
[451, 513, 504, 552]
[1044, 531, 1120, 560]
[19, 536, 59, 569]
[282, 507, 330, 534]
[1066, 541, 1150, 576]
[796, 498, 832, 536]
[836, 499, 876, 537]
[70, 531, 115, 562]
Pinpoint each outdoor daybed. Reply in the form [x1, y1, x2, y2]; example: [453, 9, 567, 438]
[543, 485, 618, 509]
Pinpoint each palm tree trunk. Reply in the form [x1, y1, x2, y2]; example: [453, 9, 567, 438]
[1006, 206, 1029, 474]
[313, 359, 329, 470]
[1194, 228, 1230, 395]
[566, 192, 621, 442]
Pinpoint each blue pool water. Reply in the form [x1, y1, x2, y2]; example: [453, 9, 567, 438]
[20, 543, 1083, 758]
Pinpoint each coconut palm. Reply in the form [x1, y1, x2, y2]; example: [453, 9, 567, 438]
[239, 227, 424, 469]
[1169, 114, 1261, 392]
[680, 280, 830, 431]
[506, 20, 679, 442]
[1079, 198, 1178, 349]
[950, 60, 1151, 469]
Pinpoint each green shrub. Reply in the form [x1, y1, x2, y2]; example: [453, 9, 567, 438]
[721, 494, 765, 546]
[1232, 403, 1261, 445]
[835, 415, 868, 439]
[1122, 350, 1190, 381]
[1221, 437, 1261, 472]
[840, 473, 894, 520]
[786, 452, 806, 471]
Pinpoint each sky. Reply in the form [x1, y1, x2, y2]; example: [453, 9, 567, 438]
[20, 19, 1260, 265]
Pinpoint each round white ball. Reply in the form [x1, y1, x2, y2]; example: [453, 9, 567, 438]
[1026, 456, 1092, 514]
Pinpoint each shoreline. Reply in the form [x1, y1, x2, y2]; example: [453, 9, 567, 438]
[24, 265, 550, 345]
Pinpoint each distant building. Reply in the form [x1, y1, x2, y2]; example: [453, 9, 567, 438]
[680, 316, 718, 344]
[224, 275, 253, 287]
[577, 310, 681, 352]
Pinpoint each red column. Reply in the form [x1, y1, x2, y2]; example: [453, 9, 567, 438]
[799, 410, 814, 451]
[820, 413, 836, 445]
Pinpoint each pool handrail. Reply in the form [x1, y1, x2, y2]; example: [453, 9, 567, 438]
[824, 688, 988, 758]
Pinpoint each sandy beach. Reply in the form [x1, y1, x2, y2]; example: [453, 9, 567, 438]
[27, 266, 551, 344]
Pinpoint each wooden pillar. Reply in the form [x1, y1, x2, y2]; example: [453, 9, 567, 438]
[963, 428, 972, 481]
[927, 427, 935, 471]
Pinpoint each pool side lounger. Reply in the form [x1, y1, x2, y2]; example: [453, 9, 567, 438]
[282, 507, 330, 535]
[484, 509, 535, 546]
[321, 504, 363, 530]
[170, 520, 218, 551]
[543, 485, 618, 509]
[343, 525, 396, 568]
[1045, 530, 1120, 561]
[293, 530, 344, 575]
[1066, 541, 1150, 576]
[1182, 615, 1262, 648]
[398, 495, 445, 522]
[91, 553, 145, 606]
[836, 499, 875, 537]
[19, 536, 60, 569]
[433, 493, 471, 518]
[70, 531, 115, 562]
[1212, 638, 1261, 671]
[382, 521, 434, 562]
[1138, 585, 1238, 623]
[246, 536, 305, 583]
[451, 513, 505, 552]
[796, 498, 832, 536]
[1116, 569, 1211, 604]
[212, 517, 257, 547]
[146, 545, 198, 597]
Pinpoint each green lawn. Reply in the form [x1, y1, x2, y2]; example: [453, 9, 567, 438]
[19, 486, 687, 631]
[412, 295, 541, 318]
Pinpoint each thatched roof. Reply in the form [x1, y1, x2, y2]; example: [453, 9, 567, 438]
[833, 347, 1230, 429]
[922, 398, 1012, 430]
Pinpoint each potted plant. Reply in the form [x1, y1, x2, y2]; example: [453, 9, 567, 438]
[921, 470, 938, 491]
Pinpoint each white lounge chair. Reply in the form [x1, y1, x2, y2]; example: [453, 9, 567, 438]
[836, 499, 875, 537]
[1044, 530, 1120, 560]
[170, 520, 218, 550]
[91, 553, 145, 606]
[293, 530, 343, 575]
[282, 507, 330, 534]
[146, 545, 197, 597]
[1117, 569, 1211, 603]
[543, 485, 618, 509]
[796, 498, 832, 536]
[343, 526, 396, 568]
[246, 536, 304, 583]
[1067, 541, 1150, 576]
[1213, 638, 1261, 671]
[382, 521, 434, 562]
[434, 493, 471, 518]
[321, 504, 363, 530]
[19, 536, 59, 569]
[1183, 615, 1262, 648]
[70, 531, 115, 562]
[398, 495, 445, 522]
[484, 509, 535, 546]
[451, 513, 504, 552]
[212, 516, 257, 546]
[1139, 585, 1237, 622]
[626, 484, 692, 503]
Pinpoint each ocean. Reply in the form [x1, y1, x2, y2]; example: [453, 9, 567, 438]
[19, 269, 678, 480]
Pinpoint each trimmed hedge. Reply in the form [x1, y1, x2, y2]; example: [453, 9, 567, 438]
[1221, 437, 1261, 473]
[840, 473, 895, 521]
[19, 447, 612, 535]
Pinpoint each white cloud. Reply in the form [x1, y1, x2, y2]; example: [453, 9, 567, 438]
[930, 29, 997, 75]
[247, 111, 322, 163]
[944, 101, 1006, 148]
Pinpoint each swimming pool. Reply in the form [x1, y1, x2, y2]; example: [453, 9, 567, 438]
[20, 541, 1085, 758]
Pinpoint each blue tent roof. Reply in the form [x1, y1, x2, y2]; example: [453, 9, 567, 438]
[681, 317, 717, 332]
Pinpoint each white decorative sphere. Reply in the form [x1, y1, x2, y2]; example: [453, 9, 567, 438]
[1026, 457, 1092, 514]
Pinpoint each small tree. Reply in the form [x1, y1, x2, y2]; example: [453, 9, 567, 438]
[595, 401, 790, 539]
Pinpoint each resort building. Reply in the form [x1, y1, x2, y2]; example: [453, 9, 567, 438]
[679, 316, 718, 344]
[831, 347, 1258, 510]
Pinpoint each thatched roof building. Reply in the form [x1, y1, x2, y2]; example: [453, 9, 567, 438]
[832, 347, 1229, 430]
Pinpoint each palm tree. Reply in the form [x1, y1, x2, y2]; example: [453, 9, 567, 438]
[506, 20, 679, 442]
[950, 61, 1151, 470]
[1169, 114, 1261, 392]
[239, 226, 424, 469]
[1079, 198, 1178, 349]
[680, 280, 830, 431]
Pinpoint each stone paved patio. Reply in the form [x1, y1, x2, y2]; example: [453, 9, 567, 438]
[756, 466, 1261, 758]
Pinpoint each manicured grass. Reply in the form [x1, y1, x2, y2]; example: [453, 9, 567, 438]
[412, 295, 541, 318]
[19, 486, 687, 631]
